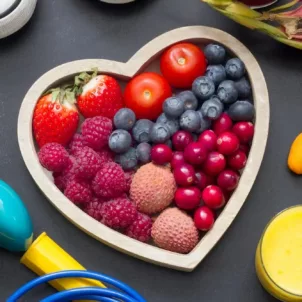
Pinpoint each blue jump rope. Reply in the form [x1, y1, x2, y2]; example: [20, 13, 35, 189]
[7, 270, 146, 302]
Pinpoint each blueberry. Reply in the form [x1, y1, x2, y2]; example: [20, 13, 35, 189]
[109, 130, 132, 154]
[132, 119, 154, 143]
[163, 96, 185, 118]
[178, 91, 198, 111]
[227, 100, 255, 121]
[200, 96, 224, 121]
[115, 148, 137, 171]
[235, 77, 252, 98]
[180, 110, 201, 132]
[204, 44, 226, 64]
[150, 123, 171, 144]
[225, 58, 245, 80]
[196, 111, 211, 134]
[113, 108, 136, 130]
[157, 113, 179, 135]
[217, 80, 238, 104]
[205, 65, 226, 86]
[192, 76, 215, 101]
[136, 142, 151, 164]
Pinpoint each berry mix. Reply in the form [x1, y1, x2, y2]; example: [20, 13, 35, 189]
[34, 42, 255, 254]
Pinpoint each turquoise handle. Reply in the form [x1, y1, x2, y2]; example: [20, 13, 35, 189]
[0, 180, 33, 252]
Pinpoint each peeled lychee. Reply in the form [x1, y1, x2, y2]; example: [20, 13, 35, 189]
[151, 208, 199, 254]
[130, 163, 176, 214]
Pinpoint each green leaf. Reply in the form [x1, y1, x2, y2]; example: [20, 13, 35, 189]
[51, 89, 61, 101]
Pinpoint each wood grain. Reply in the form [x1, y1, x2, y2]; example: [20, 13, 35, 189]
[17, 26, 270, 272]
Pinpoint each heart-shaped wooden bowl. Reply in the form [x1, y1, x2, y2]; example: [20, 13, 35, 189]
[18, 26, 269, 272]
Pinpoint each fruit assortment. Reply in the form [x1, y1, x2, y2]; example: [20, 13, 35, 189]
[34, 41, 255, 254]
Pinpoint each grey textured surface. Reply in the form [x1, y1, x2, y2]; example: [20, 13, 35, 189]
[0, 0, 300, 301]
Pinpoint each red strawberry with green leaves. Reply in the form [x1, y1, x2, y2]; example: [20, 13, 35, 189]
[75, 71, 124, 119]
[33, 89, 79, 148]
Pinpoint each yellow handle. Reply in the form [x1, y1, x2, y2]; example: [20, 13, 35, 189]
[21, 233, 105, 293]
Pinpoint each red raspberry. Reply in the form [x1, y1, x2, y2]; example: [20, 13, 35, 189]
[61, 156, 80, 181]
[84, 198, 106, 221]
[100, 198, 137, 229]
[68, 133, 88, 155]
[97, 147, 114, 164]
[125, 212, 152, 242]
[92, 162, 126, 198]
[38, 143, 69, 172]
[53, 172, 68, 192]
[74, 147, 103, 179]
[124, 171, 135, 192]
[64, 179, 92, 205]
[90, 195, 109, 203]
[82, 116, 112, 151]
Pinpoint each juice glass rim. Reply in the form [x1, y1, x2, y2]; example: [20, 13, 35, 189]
[259, 205, 302, 297]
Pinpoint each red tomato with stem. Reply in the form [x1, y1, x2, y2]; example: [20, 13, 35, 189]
[160, 43, 207, 89]
[124, 72, 172, 120]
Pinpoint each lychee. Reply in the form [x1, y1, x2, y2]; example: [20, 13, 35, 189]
[151, 208, 199, 254]
[130, 163, 176, 214]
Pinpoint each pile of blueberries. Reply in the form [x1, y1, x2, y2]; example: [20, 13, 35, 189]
[108, 44, 255, 171]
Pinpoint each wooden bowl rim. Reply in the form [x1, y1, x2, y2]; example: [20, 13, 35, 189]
[17, 26, 269, 272]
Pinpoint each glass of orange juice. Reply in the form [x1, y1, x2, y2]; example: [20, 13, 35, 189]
[255, 206, 302, 302]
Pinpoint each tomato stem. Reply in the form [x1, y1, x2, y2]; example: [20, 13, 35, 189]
[178, 57, 186, 65]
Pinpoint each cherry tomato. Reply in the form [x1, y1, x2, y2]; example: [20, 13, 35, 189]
[124, 72, 172, 120]
[160, 43, 207, 89]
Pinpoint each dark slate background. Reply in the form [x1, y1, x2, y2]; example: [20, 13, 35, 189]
[1, 0, 301, 301]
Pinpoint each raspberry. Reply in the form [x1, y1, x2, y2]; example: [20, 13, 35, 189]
[53, 172, 68, 192]
[84, 198, 106, 221]
[74, 147, 102, 179]
[61, 156, 80, 180]
[82, 116, 112, 151]
[97, 147, 114, 164]
[101, 198, 137, 229]
[125, 212, 152, 242]
[53, 157, 80, 192]
[64, 179, 92, 205]
[38, 143, 69, 172]
[124, 171, 135, 192]
[92, 162, 126, 198]
[68, 133, 88, 155]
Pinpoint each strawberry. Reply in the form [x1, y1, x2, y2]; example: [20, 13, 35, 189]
[76, 73, 123, 119]
[33, 89, 79, 148]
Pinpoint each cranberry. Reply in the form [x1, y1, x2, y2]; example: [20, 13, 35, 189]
[217, 132, 239, 155]
[184, 142, 207, 165]
[202, 185, 225, 209]
[195, 171, 208, 190]
[228, 150, 247, 170]
[172, 131, 193, 151]
[194, 206, 215, 231]
[195, 171, 216, 190]
[198, 130, 217, 151]
[175, 187, 201, 210]
[171, 151, 185, 169]
[217, 169, 240, 191]
[202, 151, 226, 176]
[222, 189, 233, 202]
[173, 163, 195, 186]
[239, 144, 250, 155]
[212, 113, 233, 135]
[232, 122, 254, 144]
[151, 144, 173, 165]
